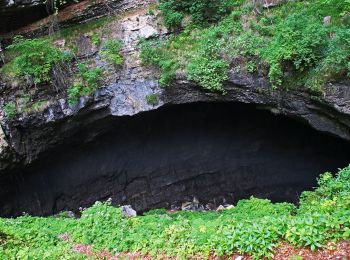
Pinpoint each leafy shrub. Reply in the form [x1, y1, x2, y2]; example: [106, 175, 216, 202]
[187, 55, 228, 92]
[3, 36, 70, 85]
[146, 0, 350, 91]
[261, 13, 328, 86]
[145, 93, 159, 106]
[100, 39, 123, 66]
[3, 102, 17, 119]
[318, 27, 350, 80]
[158, 0, 239, 28]
[67, 63, 104, 105]
[143, 209, 167, 216]
[146, 8, 155, 16]
[139, 38, 179, 87]
[140, 28, 229, 91]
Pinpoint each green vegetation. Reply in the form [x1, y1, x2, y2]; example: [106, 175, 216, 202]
[146, 8, 155, 16]
[3, 102, 17, 119]
[1, 165, 350, 259]
[158, 0, 240, 28]
[141, 0, 350, 91]
[51, 17, 113, 54]
[139, 38, 179, 87]
[1, 36, 70, 85]
[145, 93, 159, 106]
[0, 16, 125, 120]
[53, 17, 112, 41]
[67, 63, 104, 105]
[2, 95, 49, 119]
[89, 32, 101, 46]
[100, 39, 123, 66]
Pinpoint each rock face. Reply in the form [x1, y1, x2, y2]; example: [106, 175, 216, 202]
[1, 0, 157, 36]
[1, 102, 350, 217]
[121, 205, 137, 218]
[1, 1, 350, 217]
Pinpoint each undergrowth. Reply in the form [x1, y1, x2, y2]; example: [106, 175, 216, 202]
[0, 15, 124, 117]
[145, 93, 159, 106]
[100, 39, 123, 66]
[1, 166, 350, 259]
[0, 36, 71, 85]
[67, 63, 104, 105]
[141, 0, 350, 92]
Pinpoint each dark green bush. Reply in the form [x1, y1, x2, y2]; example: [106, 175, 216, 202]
[158, 0, 239, 28]
[67, 63, 104, 105]
[261, 13, 328, 86]
[3, 102, 17, 119]
[187, 55, 228, 92]
[100, 39, 123, 66]
[145, 93, 159, 106]
[139, 38, 179, 87]
[3, 36, 70, 85]
[147, 0, 350, 91]
[319, 27, 350, 79]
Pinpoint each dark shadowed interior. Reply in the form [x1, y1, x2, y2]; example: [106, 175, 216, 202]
[1, 102, 350, 217]
[0, 5, 49, 34]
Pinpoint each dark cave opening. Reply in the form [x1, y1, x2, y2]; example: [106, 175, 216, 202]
[1, 102, 350, 217]
[0, 5, 49, 34]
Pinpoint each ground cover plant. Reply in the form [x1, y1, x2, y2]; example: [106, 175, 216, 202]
[67, 63, 104, 105]
[141, 0, 350, 92]
[100, 39, 124, 66]
[1, 165, 350, 259]
[0, 17, 123, 114]
[0, 36, 71, 86]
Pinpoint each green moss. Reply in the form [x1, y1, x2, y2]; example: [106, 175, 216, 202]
[53, 17, 112, 40]
[89, 32, 101, 46]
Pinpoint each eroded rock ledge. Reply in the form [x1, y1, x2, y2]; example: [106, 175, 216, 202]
[1, 74, 350, 173]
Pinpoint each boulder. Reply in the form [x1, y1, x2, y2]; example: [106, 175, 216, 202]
[121, 205, 137, 218]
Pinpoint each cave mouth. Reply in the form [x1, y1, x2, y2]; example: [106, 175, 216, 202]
[1, 102, 350, 217]
[0, 5, 49, 34]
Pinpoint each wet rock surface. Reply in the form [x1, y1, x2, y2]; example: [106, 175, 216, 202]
[1, 102, 350, 217]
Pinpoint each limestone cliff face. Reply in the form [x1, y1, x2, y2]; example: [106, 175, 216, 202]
[1, 0, 350, 217]
[1, 0, 350, 173]
[2, 102, 350, 217]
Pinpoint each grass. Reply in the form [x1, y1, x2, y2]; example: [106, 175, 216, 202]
[1, 165, 350, 259]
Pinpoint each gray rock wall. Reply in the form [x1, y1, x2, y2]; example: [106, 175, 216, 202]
[1, 102, 350, 217]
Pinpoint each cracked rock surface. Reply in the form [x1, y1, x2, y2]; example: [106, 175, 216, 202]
[1, 0, 350, 217]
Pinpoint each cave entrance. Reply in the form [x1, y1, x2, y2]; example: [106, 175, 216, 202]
[1, 102, 350, 217]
